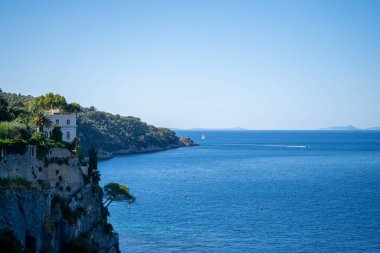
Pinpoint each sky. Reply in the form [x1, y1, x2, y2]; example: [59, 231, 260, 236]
[0, 0, 379, 130]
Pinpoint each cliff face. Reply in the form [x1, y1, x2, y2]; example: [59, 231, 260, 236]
[0, 146, 119, 253]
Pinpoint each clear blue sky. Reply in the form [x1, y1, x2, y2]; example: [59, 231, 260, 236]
[1, 0, 379, 129]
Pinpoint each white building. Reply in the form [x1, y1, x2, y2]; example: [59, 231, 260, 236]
[44, 109, 77, 142]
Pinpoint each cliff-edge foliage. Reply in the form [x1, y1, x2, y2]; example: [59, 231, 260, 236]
[0, 91, 183, 155]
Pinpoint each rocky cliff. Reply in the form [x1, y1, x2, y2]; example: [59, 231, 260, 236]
[0, 146, 119, 253]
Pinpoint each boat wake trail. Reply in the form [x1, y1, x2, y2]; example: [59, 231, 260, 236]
[221, 144, 309, 149]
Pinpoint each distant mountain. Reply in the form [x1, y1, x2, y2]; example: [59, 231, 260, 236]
[366, 127, 380, 130]
[320, 125, 380, 131]
[320, 125, 361, 130]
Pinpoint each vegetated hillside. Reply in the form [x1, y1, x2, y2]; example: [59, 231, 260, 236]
[77, 107, 183, 154]
[0, 90, 192, 155]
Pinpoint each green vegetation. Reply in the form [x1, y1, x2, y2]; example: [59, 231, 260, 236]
[0, 228, 23, 253]
[32, 111, 52, 133]
[88, 148, 100, 184]
[0, 178, 32, 188]
[69, 137, 84, 163]
[1, 91, 137, 253]
[0, 95, 12, 121]
[0, 121, 30, 140]
[0, 138, 28, 155]
[103, 182, 136, 208]
[50, 125, 63, 142]
[51, 195, 85, 225]
[0, 91, 186, 157]
[29, 92, 80, 113]
[78, 109, 180, 154]
[29, 133, 67, 160]
[0, 121, 30, 155]
[61, 232, 98, 253]
[0, 92, 71, 159]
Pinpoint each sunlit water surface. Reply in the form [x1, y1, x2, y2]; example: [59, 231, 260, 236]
[99, 131, 380, 252]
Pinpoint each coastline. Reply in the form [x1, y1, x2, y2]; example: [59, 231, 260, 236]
[97, 138, 199, 161]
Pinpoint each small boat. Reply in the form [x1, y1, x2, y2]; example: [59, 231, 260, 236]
[201, 133, 206, 140]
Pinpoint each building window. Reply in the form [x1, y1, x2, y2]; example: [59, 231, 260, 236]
[67, 119, 70, 125]
[56, 119, 59, 125]
[66, 131, 70, 140]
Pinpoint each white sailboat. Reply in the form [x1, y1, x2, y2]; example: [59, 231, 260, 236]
[201, 133, 206, 140]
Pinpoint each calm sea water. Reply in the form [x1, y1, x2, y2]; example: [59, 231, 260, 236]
[99, 131, 380, 252]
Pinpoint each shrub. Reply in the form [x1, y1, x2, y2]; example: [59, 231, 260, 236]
[61, 232, 98, 253]
[50, 125, 62, 142]
[0, 139, 27, 155]
[0, 121, 29, 140]
[30, 132, 48, 146]
[0, 178, 32, 188]
[0, 228, 23, 253]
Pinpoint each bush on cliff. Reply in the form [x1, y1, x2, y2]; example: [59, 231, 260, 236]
[0, 121, 30, 140]
[50, 125, 63, 142]
[0, 178, 32, 188]
[0, 91, 185, 155]
[0, 228, 23, 253]
[61, 232, 98, 253]
[0, 139, 28, 155]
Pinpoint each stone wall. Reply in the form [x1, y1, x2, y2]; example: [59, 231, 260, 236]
[0, 146, 84, 195]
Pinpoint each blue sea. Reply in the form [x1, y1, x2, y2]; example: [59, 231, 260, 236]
[99, 131, 380, 252]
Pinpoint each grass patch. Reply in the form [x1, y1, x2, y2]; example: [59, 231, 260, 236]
[0, 178, 32, 188]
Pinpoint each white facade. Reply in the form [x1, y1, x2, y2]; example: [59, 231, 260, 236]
[44, 110, 77, 142]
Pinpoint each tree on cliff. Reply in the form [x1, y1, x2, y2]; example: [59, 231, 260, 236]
[103, 183, 135, 208]
[65, 102, 81, 113]
[0, 95, 12, 121]
[32, 111, 52, 132]
[50, 125, 62, 142]
[88, 147, 100, 184]
[32, 92, 67, 109]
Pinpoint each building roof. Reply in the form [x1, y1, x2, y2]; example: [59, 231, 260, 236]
[47, 108, 61, 115]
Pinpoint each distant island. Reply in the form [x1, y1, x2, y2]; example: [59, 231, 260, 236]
[320, 125, 380, 130]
